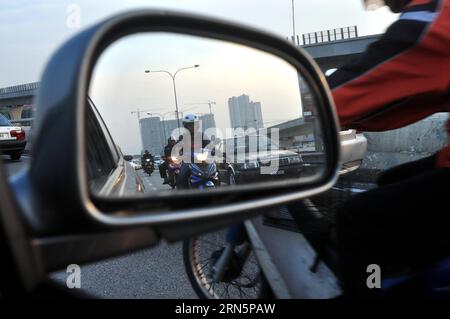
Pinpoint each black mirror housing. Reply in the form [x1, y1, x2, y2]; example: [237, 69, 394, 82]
[15, 10, 340, 240]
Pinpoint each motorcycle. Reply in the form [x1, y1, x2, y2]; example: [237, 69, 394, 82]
[183, 149, 450, 299]
[142, 156, 154, 175]
[186, 149, 219, 189]
[167, 157, 181, 189]
[183, 149, 271, 298]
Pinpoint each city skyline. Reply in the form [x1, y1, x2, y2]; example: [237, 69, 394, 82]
[140, 113, 216, 155]
[228, 94, 264, 131]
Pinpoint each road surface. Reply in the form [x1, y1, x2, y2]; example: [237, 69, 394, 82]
[1, 156, 375, 298]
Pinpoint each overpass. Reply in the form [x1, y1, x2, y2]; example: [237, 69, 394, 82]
[0, 31, 382, 157]
[0, 82, 38, 120]
[0, 28, 380, 119]
[302, 34, 380, 72]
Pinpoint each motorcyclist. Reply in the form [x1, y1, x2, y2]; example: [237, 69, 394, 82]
[159, 137, 177, 184]
[141, 150, 154, 171]
[326, 0, 450, 297]
[176, 114, 215, 189]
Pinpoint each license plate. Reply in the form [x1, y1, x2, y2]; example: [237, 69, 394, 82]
[0, 133, 8, 140]
[270, 170, 285, 175]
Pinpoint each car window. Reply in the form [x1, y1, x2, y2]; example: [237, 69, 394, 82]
[21, 108, 35, 119]
[88, 98, 120, 164]
[0, 113, 11, 126]
[86, 105, 117, 188]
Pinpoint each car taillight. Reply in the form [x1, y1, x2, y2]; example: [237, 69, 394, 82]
[10, 129, 25, 141]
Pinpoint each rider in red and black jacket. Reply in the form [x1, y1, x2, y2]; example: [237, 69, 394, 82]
[328, 0, 450, 297]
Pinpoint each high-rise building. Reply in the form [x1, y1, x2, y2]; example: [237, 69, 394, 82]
[200, 113, 216, 131]
[228, 94, 263, 130]
[163, 119, 179, 141]
[140, 117, 164, 155]
[140, 114, 215, 155]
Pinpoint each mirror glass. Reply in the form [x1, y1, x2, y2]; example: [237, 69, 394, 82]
[87, 32, 327, 198]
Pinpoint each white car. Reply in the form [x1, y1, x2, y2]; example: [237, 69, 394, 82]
[0, 113, 27, 160]
[130, 159, 142, 170]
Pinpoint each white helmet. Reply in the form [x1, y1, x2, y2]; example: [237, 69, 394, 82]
[363, 0, 385, 10]
[182, 113, 200, 125]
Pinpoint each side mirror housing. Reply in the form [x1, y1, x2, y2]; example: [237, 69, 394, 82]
[12, 9, 341, 264]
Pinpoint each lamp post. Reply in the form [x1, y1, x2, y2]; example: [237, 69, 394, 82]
[145, 64, 200, 132]
[291, 0, 296, 44]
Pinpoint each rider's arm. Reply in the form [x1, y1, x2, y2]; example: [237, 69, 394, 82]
[328, 3, 449, 132]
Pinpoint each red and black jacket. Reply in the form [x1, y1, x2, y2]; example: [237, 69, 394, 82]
[328, 0, 450, 168]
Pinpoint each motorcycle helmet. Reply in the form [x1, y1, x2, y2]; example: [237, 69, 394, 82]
[168, 136, 176, 143]
[363, 0, 384, 10]
[182, 114, 200, 125]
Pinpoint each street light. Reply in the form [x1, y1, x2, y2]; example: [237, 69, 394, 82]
[145, 64, 200, 132]
[292, 0, 296, 42]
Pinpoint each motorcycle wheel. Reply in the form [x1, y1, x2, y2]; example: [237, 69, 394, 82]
[183, 229, 273, 299]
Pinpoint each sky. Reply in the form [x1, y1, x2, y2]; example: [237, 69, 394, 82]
[90, 32, 304, 153]
[0, 0, 397, 154]
[0, 0, 397, 88]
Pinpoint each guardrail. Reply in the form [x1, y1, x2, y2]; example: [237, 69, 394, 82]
[0, 82, 39, 96]
[287, 25, 359, 46]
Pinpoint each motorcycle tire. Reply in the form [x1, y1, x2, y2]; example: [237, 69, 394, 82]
[183, 235, 273, 299]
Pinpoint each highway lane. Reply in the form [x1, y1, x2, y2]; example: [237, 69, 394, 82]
[1, 156, 375, 298]
[1, 156, 198, 299]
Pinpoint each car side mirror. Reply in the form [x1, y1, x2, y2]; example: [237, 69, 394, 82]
[123, 155, 133, 162]
[11, 10, 340, 276]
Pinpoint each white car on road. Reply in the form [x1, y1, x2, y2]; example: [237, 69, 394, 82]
[131, 159, 142, 170]
[0, 113, 27, 160]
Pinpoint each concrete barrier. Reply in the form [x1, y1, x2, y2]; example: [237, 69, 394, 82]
[361, 113, 448, 170]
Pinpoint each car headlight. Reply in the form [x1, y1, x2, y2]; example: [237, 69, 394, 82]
[195, 152, 209, 162]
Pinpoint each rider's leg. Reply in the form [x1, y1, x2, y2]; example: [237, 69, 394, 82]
[376, 153, 437, 186]
[336, 167, 450, 297]
[159, 162, 168, 179]
[176, 163, 190, 189]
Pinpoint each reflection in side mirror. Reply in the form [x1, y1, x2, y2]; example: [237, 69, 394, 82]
[87, 32, 328, 199]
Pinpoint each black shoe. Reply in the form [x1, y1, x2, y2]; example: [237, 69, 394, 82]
[163, 178, 169, 184]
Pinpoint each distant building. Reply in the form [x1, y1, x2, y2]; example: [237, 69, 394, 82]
[163, 119, 179, 141]
[140, 114, 216, 155]
[200, 113, 216, 131]
[140, 117, 164, 155]
[228, 94, 263, 130]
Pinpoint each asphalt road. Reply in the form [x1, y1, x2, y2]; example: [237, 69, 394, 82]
[1, 156, 375, 299]
[1, 155, 198, 299]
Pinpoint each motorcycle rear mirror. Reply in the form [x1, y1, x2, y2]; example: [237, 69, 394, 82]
[31, 10, 340, 240]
